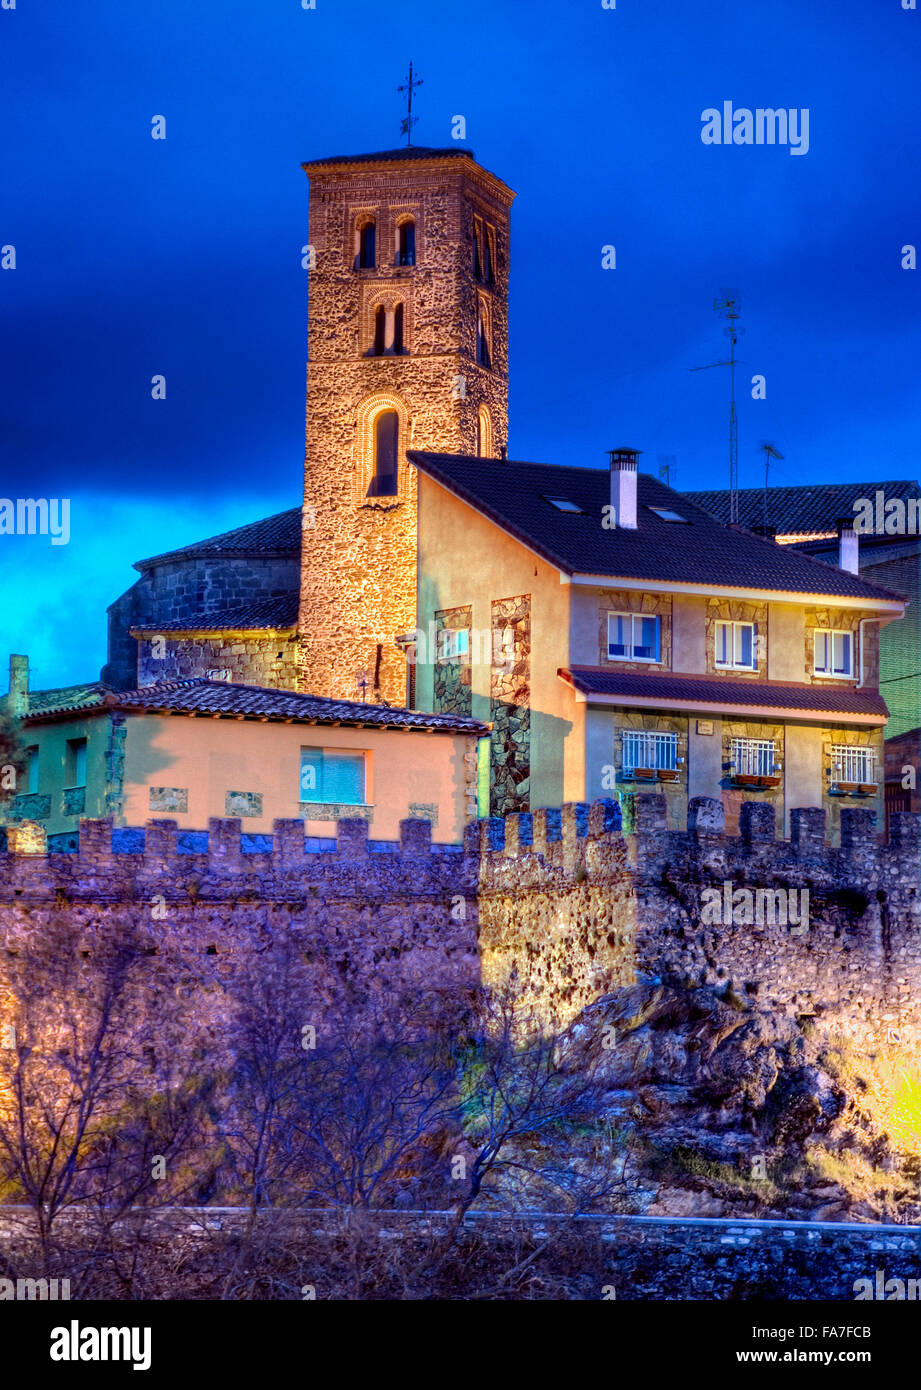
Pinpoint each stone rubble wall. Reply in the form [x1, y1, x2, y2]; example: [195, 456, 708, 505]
[0, 796, 917, 1047]
[0, 1206, 916, 1301]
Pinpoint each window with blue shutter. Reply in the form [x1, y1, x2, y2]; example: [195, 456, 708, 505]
[300, 748, 366, 805]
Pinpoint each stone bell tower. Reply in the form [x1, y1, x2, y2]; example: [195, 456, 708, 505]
[297, 146, 514, 704]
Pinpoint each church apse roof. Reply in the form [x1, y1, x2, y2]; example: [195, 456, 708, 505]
[134, 507, 301, 571]
[130, 594, 298, 635]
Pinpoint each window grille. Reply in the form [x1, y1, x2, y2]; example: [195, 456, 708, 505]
[622, 730, 677, 774]
[731, 737, 776, 777]
[830, 745, 875, 784]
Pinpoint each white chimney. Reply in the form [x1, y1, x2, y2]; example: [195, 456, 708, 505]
[837, 517, 859, 575]
[609, 448, 640, 529]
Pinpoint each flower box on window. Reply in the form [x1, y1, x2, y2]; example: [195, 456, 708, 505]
[756, 774, 781, 788]
[656, 769, 680, 782]
[632, 767, 656, 781]
[857, 783, 877, 796]
[733, 773, 761, 787]
[836, 780, 859, 793]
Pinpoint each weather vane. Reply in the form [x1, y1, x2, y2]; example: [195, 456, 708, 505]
[399, 61, 423, 146]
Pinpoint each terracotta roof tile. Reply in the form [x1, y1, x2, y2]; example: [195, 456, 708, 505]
[110, 679, 489, 734]
[561, 666, 889, 718]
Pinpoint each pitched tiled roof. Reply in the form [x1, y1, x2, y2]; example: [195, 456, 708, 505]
[134, 508, 301, 571]
[408, 454, 905, 603]
[130, 594, 299, 634]
[26, 682, 112, 716]
[560, 667, 889, 719]
[303, 147, 477, 167]
[111, 679, 489, 734]
[20, 677, 488, 734]
[682, 480, 921, 537]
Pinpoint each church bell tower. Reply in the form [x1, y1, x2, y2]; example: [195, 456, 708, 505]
[297, 146, 514, 703]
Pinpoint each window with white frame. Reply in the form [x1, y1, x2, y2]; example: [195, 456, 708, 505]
[715, 620, 756, 670]
[608, 612, 660, 662]
[730, 737, 777, 777]
[622, 730, 677, 774]
[814, 629, 854, 677]
[437, 627, 469, 662]
[830, 745, 875, 784]
[300, 747, 367, 805]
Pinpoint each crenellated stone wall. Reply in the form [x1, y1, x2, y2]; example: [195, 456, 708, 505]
[1, 796, 917, 1050]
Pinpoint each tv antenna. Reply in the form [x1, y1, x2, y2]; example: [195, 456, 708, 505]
[657, 455, 677, 487]
[760, 442, 784, 532]
[398, 61, 423, 146]
[689, 289, 744, 522]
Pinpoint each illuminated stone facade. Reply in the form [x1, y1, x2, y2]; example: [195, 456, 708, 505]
[297, 149, 514, 703]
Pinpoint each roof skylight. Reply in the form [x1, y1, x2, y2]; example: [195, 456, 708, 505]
[542, 496, 584, 513]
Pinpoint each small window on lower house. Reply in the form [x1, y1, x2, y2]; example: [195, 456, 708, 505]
[65, 737, 87, 789]
[715, 620, 756, 670]
[608, 612, 660, 662]
[830, 745, 875, 785]
[814, 629, 854, 677]
[731, 737, 777, 777]
[622, 730, 677, 774]
[25, 746, 39, 794]
[300, 748, 366, 805]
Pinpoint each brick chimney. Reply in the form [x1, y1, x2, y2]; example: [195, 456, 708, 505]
[8, 654, 29, 716]
[608, 447, 640, 529]
[837, 516, 859, 575]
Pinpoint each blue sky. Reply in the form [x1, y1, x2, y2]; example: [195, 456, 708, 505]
[1, 0, 919, 689]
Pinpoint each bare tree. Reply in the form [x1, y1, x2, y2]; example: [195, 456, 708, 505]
[0, 913, 214, 1294]
[221, 955, 633, 1298]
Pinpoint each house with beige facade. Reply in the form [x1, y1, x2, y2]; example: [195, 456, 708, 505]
[0, 659, 485, 849]
[407, 448, 907, 840]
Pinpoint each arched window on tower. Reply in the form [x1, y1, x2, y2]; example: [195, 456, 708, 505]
[476, 405, 492, 458]
[482, 228, 494, 285]
[472, 219, 482, 280]
[366, 410, 399, 497]
[371, 305, 386, 356]
[476, 300, 491, 368]
[357, 220, 376, 269]
[397, 220, 416, 266]
[393, 303, 404, 354]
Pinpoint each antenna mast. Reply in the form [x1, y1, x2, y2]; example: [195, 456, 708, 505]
[689, 289, 744, 522]
[760, 442, 784, 531]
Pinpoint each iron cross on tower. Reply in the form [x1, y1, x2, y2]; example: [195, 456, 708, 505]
[399, 62, 423, 145]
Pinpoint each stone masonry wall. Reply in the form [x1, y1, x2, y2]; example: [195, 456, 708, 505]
[298, 155, 513, 705]
[1, 797, 917, 1055]
[137, 634, 300, 689]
